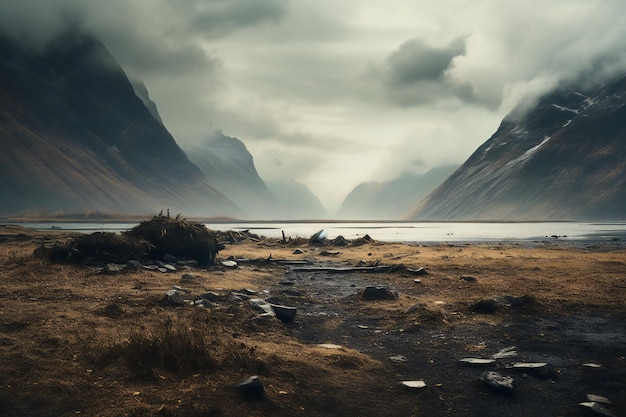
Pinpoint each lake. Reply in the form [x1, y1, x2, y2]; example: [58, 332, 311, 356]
[9, 221, 626, 243]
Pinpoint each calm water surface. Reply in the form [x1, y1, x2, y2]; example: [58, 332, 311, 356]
[9, 221, 626, 243]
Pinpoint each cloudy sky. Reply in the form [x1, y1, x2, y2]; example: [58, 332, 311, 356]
[3, 0, 626, 212]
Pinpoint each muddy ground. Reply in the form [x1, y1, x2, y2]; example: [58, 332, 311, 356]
[0, 225, 625, 416]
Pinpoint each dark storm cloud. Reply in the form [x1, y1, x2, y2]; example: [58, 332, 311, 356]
[385, 37, 466, 87]
[186, 0, 288, 39]
[363, 37, 469, 107]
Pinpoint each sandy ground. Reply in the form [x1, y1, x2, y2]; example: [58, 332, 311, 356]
[0, 224, 625, 416]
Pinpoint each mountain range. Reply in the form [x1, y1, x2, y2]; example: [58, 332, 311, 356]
[337, 165, 457, 219]
[408, 74, 626, 220]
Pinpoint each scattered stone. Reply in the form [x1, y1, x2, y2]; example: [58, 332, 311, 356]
[157, 267, 168, 273]
[493, 295, 533, 308]
[172, 285, 191, 294]
[234, 375, 264, 400]
[316, 344, 343, 350]
[176, 260, 198, 267]
[492, 346, 518, 359]
[163, 253, 177, 263]
[180, 273, 197, 283]
[480, 371, 514, 393]
[320, 250, 341, 256]
[460, 275, 476, 282]
[458, 358, 495, 366]
[400, 380, 426, 390]
[412, 267, 428, 276]
[125, 260, 143, 271]
[578, 402, 616, 417]
[101, 263, 125, 275]
[238, 288, 258, 296]
[270, 304, 297, 323]
[309, 230, 326, 245]
[414, 279, 422, 284]
[361, 285, 398, 301]
[220, 260, 238, 268]
[586, 394, 612, 405]
[471, 299, 498, 314]
[199, 291, 221, 302]
[143, 264, 159, 271]
[164, 289, 185, 305]
[403, 303, 427, 314]
[278, 280, 295, 286]
[510, 362, 554, 378]
[389, 355, 409, 363]
[583, 363, 603, 368]
[162, 264, 177, 272]
[249, 298, 275, 316]
[332, 236, 349, 246]
[292, 248, 304, 254]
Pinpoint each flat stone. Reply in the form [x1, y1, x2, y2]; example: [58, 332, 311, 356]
[400, 380, 426, 390]
[460, 275, 476, 282]
[578, 402, 616, 417]
[249, 298, 275, 316]
[389, 355, 409, 363]
[459, 358, 495, 366]
[292, 248, 304, 254]
[234, 375, 264, 400]
[480, 371, 514, 393]
[316, 344, 343, 350]
[512, 362, 548, 369]
[492, 346, 518, 359]
[586, 394, 612, 405]
[583, 363, 603, 368]
[220, 260, 238, 268]
[270, 304, 297, 323]
[320, 250, 341, 256]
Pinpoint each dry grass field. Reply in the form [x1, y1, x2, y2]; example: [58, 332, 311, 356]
[0, 224, 625, 416]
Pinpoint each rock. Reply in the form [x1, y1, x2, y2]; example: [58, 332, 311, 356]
[249, 298, 275, 316]
[583, 363, 603, 368]
[389, 355, 409, 363]
[578, 402, 616, 417]
[510, 362, 555, 378]
[332, 236, 349, 246]
[458, 358, 496, 366]
[492, 346, 518, 359]
[460, 275, 476, 282]
[180, 273, 197, 283]
[101, 263, 125, 275]
[292, 248, 304, 254]
[172, 285, 191, 294]
[404, 303, 426, 314]
[471, 299, 498, 314]
[320, 250, 341, 256]
[220, 260, 238, 268]
[234, 375, 264, 400]
[480, 371, 514, 393]
[164, 289, 185, 305]
[199, 291, 221, 302]
[176, 260, 198, 267]
[412, 267, 428, 276]
[414, 279, 422, 284]
[586, 394, 612, 405]
[493, 295, 533, 308]
[316, 343, 343, 350]
[309, 230, 326, 245]
[361, 285, 398, 301]
[270, 304, 297, 323]
[143, 264, 159, 271]
[238, 288, 258, 296]
[162, 264, 177, 272]
[400, 380, 426, 390]
[125, 260, 143, 271]
[163, 253, 177, 263]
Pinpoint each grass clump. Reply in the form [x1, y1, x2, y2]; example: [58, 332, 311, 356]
[37, 211, 221, 265]
[126, 211, 220, 265]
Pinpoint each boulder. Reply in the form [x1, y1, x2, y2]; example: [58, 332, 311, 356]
[125, 260, 143, 271]
[361, 285, 398, 301]
[234, 375, 264, 400]
[480, 371, 514, 394]
[164, 289, 186, 305]
[270, 304, 297, 323]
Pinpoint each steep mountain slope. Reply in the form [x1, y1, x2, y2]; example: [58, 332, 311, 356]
[408, 74, 626, 220]
[185, 131, 290, 219]
[337, 165, 457, 219]
[0, 31, 240, 217]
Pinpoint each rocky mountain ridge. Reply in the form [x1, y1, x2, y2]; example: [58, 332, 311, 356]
[409, 74, 626, 220]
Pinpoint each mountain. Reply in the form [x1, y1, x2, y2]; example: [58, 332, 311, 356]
[184, 131, 291, 219]
[337, 165, 457, 219]
[0, 30, 240, 217]
[408, 74, 626, 220]
[267, 180, 327, 219]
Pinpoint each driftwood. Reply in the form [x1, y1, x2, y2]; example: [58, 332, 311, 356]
[290, 265, 427, 275]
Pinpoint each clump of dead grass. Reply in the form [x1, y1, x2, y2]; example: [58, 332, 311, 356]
[126, 212, 220, 265]
[90, 312, 265, 379]
[36, 212, 221, 265]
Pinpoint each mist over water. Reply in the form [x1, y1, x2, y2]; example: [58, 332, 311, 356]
[12, 221, 626, 243]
